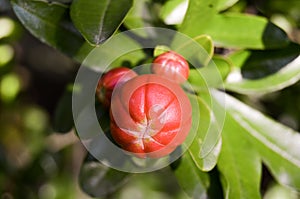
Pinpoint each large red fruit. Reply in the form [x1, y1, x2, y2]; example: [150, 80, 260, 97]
[152, 51, 189, 83]
[96, 67, 137, 107]
[110, 74, 192, 158]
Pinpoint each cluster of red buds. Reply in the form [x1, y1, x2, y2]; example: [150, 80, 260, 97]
[96, 51, 192, 158]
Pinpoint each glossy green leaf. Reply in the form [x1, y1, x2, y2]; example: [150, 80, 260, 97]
[228, 50, 251, 69]
[84, 32, 146, 70]
[185, 94, 222, 171]
[210, 13, 289, 49]
[213, 56, 232, 80]
[79, 156, 131, 197]
[217, 0, 239, 11]
[180, 0, 218, 37]
[213, 90, 300, 190]
[70, 0, 133, 45]
[225, 54, 300, 95]
[198, 56, 232, 87]
[238, 43, 300, 79]
[188, 56, 231, 90]
[11, 0, 93, 62]
[174, 35, 214, 66]
[172, 153, 209, 198]
[218, 108, 262, 199]
[187, 69, 208, 92]
[181, 12, 289, 49]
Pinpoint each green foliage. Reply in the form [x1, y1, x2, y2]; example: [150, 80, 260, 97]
[70, 0, 133, 45]
[10, 0, 93, 62]
[6, 0, 300, 198]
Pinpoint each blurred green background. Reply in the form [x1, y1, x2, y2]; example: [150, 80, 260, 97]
[0, 0, 300, 198]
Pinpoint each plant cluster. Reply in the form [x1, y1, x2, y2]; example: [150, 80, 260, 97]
[97, 51, 191, 158]
[1, 0, 300, 198]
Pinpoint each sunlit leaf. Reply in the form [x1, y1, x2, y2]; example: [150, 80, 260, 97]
[218, 107, 261, 199]
[213, 90, 300, 190]
[180, 0, 218, 38]
[225, 54, 300, 95]
[185, 94, 222, 171]
[217, 0, 239, 11]
[174, 34, 214, 66]
[181, 11, 289, 49]
[198, 56, 232, 88]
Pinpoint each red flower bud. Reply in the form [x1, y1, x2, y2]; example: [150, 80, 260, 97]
[110, 74, 192, 158]
[96, 67, 137, 107]
[152, 51, 189, 83]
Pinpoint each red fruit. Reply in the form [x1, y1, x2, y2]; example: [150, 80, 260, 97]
[110, 74, 192, 158]
[152, 51, 189, 83]
[96, 67, 137, 107]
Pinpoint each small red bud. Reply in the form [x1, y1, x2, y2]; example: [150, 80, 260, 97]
[110, 74, 192, 158]
[96, 67, 137, 107]
[152, 51, 189, 83]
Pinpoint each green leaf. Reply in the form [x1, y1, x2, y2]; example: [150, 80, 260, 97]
[11, 0, 93, 62]
[84, 32, 146, 70]
[213, 56, 232, 80]
[217, 0, 239, 11]
[218, 108, 262, 199]
[238, 43, 300, 79]
[228, 50, 251, 69]
[180, 0, 218, 37]
[187, 56, 231, 90]
[70, 0, 133, 45]
[185, 94, 222, 171]
[225, 54, 300, 95]
[79, 156, 131, 197]
[197, 56, 232, 88]
[174, 34, 214, 67]
[213, 90, 300, 190]
[172, 153, 209, 198]
[181, 12, 289, 49]
[211, 13, 289, 49]
[187, 69, 208, 92]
